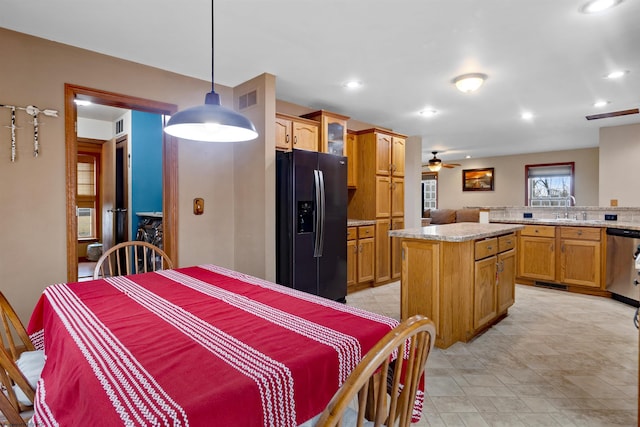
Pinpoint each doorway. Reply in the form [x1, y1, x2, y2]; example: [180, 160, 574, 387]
[65, 84, 179, 282]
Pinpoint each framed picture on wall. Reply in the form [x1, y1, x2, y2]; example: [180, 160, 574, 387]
[462, 168, 494, 191]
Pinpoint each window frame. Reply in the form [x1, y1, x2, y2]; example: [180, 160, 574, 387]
[524, 162, 575, 206]
[421, 171, 438, 214]
[77, 140, 102, 241]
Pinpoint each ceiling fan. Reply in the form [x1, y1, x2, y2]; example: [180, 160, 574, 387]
[423, 151, 461, 172]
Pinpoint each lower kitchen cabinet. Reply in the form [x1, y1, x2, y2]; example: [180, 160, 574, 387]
[517, 225, 605, 292]
[347, 225, 375, 293]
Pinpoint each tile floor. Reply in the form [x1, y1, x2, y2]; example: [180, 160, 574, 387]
[346, 283, 639, 426]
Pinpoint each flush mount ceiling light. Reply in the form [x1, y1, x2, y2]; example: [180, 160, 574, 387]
[593, 100, 610, 107]
[452, 73, 487, 93]
[521, 112, 534, 120]
[164, 0, 258, 142]
[580, 0, 623, 13]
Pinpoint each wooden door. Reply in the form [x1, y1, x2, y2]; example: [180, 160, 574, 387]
[375, 133, 392, 175]
[391, 178, 404, 218]
[275, 116, 291, 150]
[100, 138, 116, 253]
[560, 239, 601, 287]
[474, 256, 497, 330]
[497, 249, 516, 313]
[518, 236, 555, 281]
[375, 219, 391, 283]
[375, 176, 391, 218]
[391, 218, 404, 280]
[347, 238, 357, 289]
[391, 136, 405, 177]
[358, 236, 375, 283]
[292, 121, 318, 151]
[346, 132, 357, 188]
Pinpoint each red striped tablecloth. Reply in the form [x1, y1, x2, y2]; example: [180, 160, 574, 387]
[27, 265, 400, 426]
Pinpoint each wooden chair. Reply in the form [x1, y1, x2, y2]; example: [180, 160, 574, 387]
[314, 315, 436, 427]
[0, 293, 36, 426]
[93, 241, 173, 279]
[0, 347, 35, 426]
[0, 292, 35, 361]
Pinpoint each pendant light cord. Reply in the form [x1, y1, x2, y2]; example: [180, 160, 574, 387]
[211, 0, 215, 93]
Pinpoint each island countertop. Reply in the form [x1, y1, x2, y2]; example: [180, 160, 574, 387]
[389, 222, 524, 242]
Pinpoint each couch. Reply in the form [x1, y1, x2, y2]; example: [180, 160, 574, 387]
[423, 208, 480, 224]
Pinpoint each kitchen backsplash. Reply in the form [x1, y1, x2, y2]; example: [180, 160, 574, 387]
[470, 206, 640, 223]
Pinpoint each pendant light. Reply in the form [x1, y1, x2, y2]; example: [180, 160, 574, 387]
[164, 0, 258, 142]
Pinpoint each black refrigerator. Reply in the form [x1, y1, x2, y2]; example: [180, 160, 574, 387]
[276, 149, 347, 302]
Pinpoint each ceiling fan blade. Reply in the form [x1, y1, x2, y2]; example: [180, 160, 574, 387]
[586, 108, 639, 120]
[442, 164, 457, 168]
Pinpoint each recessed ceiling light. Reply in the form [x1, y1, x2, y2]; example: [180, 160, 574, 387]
[593, 100, 610, 107]
[343, 80, 363, 89]
[74, 99, 92, 106]
[465, 155, 472, 159]
[604, 70, 629, 79]
[419, 109, 438, 117]
[521, 112, 534, 120]
[580, 0, 623, 13]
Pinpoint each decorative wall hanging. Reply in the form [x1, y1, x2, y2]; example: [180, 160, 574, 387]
[462, 167, 495, 191]
[1, 103, 58, 162]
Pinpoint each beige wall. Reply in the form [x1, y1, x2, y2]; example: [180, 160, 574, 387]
[0, 28, 269, 321]
[432, 148, 600, 211]
[599, 123, 640, 207]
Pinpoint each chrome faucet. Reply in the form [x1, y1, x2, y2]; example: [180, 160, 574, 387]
[565, 195, 576, 218]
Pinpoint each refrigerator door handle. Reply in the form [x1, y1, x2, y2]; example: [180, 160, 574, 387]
[313, 169, 322, 257]
[317, 170, 326, 256]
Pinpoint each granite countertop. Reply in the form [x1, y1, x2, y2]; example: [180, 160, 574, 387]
[348, 219, 376, 227]
[490, 218, 640, 231]
[389, 223, 524, 242]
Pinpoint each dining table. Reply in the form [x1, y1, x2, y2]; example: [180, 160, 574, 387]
[26, 264, 405, 426]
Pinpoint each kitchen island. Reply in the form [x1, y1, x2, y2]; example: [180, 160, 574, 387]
[390, 223, 524, 348]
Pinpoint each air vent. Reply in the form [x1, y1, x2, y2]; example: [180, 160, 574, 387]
[115, 118, 124, 135]
[238, 90, 257, 110]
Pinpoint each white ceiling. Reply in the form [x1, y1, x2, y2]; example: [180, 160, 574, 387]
[2, 0, 639, 162]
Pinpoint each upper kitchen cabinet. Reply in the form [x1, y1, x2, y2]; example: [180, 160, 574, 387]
[373, 131, 405, 176]
[275, 113, 319, 152]
[301, 110, 349, 157]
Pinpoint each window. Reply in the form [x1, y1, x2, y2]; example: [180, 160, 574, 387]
[421, 172, 438, 214]
[77, 152, 100, 239]
[525, 162, 574, 206]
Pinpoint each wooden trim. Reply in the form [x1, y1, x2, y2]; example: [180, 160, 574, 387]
[65, 83, 178, 282]
[585, 108, 639, 121]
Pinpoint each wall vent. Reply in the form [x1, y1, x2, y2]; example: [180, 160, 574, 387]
[115, 118, 124, 135]
[238, 90, 257, 110]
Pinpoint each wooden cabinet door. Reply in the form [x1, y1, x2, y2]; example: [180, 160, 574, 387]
[518, 236, 555, 281]
[497, 249, 516, 313]
[347, 238, 357, 289]
[275, 117, 292, 151]
[292, 121, 318, 151]
[346, 132, 357, 188]
[375, 219, 391, 283]
[375, 133, 392, 175]
[375, 176, 391, 218]
[560, 239, 601, 288]
[391, 178, 404, 218]
[391, 136, 405, 177]
[391, 218, 404, 280]
[358, 237, 375, 283]
[401, 240, 439, 338]
[474, 256, 497, 330]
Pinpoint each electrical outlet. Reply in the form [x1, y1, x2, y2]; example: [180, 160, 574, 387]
[604, 214, 618, 221]
[523, 212, 533, 218]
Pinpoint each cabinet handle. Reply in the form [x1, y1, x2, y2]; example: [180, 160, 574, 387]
[487, 246, 493, 250]
[293, 135, 297, 145]
[577, 230, 583, 236]
[286, 134, 290, 143]
[359, 244, 363, 253]
[353, 245, 358, 253]
[505, 240, 512, 245]
[561, 244, 565, 253]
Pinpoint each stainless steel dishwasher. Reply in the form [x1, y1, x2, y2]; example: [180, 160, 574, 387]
[606, 228, 640, 308]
